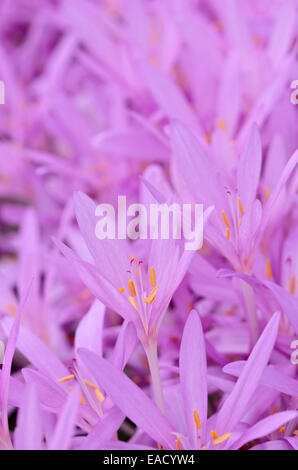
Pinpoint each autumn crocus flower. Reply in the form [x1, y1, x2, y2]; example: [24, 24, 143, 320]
[78, 309, 297, 450]
[171, 120, 298, 344]
[57, 191, 193, 411]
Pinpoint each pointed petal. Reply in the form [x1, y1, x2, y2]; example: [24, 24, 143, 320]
[48, 386, 80, 450]
[216, 312, 280, 434]
[75, 407, 125, 450]
[75, 299, 105, 357]
[237, 123, 262, 209]
[231, 411, 298, 449]
[14, 384, 43, 450]
[179, 310, 208, 446]
[78, 348, 176, 449]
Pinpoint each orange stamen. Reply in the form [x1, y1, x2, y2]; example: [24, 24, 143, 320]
[221, 211, 231, 228]
[143, 286, 158, 304]
[265, 259, 273, 280]
[128, 296, 137, 310]
[58, 374, 75, 383]
[218, 118, 227, 132]
[150, 267, 156, 287]
[289, 275, 296, 295]
[193, 410, 201, 430]
[128, 280, 136, 297]
[238, 197, 244, 216]
[213, 433, 232, 445]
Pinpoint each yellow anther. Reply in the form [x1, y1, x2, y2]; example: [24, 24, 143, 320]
[271, 405, 279, 415]
[224, 306, 237, 316]
[6, 303, 17, 314]
[204, 134, 211, 145]
[289, 275, 296, 295]
[238, 218, 242, 230]
[74, 288, 92, 305]
[221, 211, 231, 228]
[129, 296, 138, 310]
[293, 430, 298, 436]
[143, 285, 158, 304]
[118, 287, 125, 293]
[210, 430, 218, 440]
[83, 379, 97, 389]
[264, 186, 270, 200]
[193, 410, 201, 430]
[80, 395, 86, 405]
[176, 438, 181, 450]
[279, 427, 285, 433]
[265, 259, 273, 280]
[158, 443, 163, 450]
[129, 255, 138, 263]
[58, 374, 75, 383]
[150, 267, 156, 287]
[95, 387, 105, 403]
[128, 280, 136, 297]
[213, 432, 232, 445]
[218, 118, 227, 132]
[238, 197, 244, 216]
[226, 228, 230, 240]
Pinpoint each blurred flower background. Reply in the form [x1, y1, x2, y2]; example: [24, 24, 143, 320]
[0, 0, 297, 451]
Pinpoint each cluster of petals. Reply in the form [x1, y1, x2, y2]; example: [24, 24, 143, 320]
[0, 0, 297, 451]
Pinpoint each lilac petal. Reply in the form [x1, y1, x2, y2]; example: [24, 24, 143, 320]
[268, 0, 297, 68]
[0, 279, 33, 436]
[285, 436, 298, 450]
[138, 61, 201, 134]
[75, 299, 105, 357]
[48, 385, 80, 450]
[14, 383, 43, 450]
[111, 321, 138, 371]
[2, 318, 68, 380]
[231, 411, 298, 450]
[78, 348, 176, 449]
[171, 121, 223, 208]
[250, 440, 293, 450]
[237, 123, 262, 210]
[216, 312, 280, 434]
[75, 407, 125, 450]
[224, 361, 298, 397]
[179, 310, 207, 446]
